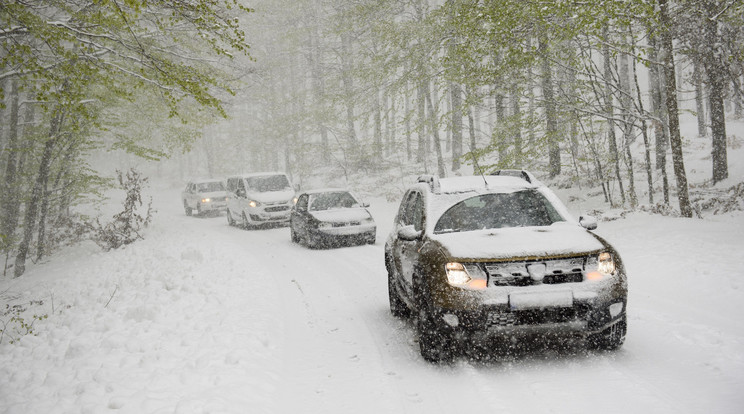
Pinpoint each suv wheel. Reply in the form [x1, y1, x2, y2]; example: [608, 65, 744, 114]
[386, 255, 409, 318]
[227, 210, 236, 226]
[414, 271, 454, 363]
[290, 226, 299, 243]
[587, 315, 627, 351]
[196, 203, 202, 216]
[184, 201, 192, 216]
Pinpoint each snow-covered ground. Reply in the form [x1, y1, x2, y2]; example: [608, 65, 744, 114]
[2, 121, 744, 413]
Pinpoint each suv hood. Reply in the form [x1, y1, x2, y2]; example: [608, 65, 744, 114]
[431, 222, 604, 260]
[252, 189, 295, 203]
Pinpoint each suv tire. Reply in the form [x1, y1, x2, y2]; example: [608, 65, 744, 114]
[184, 201, 192, 216]
[413, 270, 454, 362]
[227, 210, 236, 226]
[386, 255, 410, 318]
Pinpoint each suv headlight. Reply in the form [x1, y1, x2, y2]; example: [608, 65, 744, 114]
[249, 200, 261, 208]
[586, 252, 616, 281]
[201, 198, 211, 203]
[445, 262, 487, 290]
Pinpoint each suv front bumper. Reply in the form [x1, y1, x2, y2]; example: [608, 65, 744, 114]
[432, 296, 626, 340]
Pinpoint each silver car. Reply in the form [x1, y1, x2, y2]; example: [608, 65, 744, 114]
[181, 179, 228, 216]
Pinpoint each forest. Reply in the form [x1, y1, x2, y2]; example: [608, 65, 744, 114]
[2, 0, 743, 278]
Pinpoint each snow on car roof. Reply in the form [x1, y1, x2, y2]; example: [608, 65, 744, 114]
[301, 188, 351, 195]
[232, 171, 289, 178]
[437, 175, 536, 194]
[192, 178, 224, 184]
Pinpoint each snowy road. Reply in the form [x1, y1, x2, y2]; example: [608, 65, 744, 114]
[1, 187, 743, 413]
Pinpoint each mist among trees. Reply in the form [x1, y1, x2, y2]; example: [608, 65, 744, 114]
[2, 0, 743, 277]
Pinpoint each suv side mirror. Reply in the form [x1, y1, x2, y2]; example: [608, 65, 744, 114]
[397, 225, 422, 241]
[579, 215, 598, 230]
[236, 189, 246, 198]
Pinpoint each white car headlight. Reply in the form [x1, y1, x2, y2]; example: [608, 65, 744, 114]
[201, 198, 211, 203]
[248, 200, 261, 208]
[445, 262, 487, 290]
[586, 252, 616, 281]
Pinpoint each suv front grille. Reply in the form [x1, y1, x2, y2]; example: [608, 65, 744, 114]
[487, 305, 589, 327]
[484, 256, 586, 287]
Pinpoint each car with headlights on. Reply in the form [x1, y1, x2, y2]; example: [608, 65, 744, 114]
[182, 179, 227, 216]
[385, 170, 627, 362]
[290, 189, 376, 248]
[225, 172, 296, 228]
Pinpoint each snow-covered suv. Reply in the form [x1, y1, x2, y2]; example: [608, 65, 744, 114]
[385, 171, 627, 362]
[225, 172, 296, 228]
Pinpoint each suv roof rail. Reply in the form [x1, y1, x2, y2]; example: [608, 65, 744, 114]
[490, 169, 534, 183]
[416, 174, 440, 193]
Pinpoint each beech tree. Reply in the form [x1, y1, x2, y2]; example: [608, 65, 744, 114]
[1, 0, 252, 276]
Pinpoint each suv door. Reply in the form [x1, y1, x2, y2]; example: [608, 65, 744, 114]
[393, 190, 425, 296]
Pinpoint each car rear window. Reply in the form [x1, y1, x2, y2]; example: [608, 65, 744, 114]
[433, 189, 565, 234]
[309, 192, 359, 211]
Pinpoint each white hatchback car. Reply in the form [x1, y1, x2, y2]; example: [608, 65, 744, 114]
[181, 179, 228, 216]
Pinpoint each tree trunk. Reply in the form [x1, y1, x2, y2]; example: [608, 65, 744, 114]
[603, 25, 625, 206]
[373, 88, 383, 159]
[416, 80, 427, 166]
[630, 30, 655, 205]
[1, 79, 21, 258]
[511, 83, 523, 168]
[15, 110, 63, 277]
[425, 85, 446, 177]
[647, 26, 671, 204]
[405, 81, 412, 161]
[450, 82, 463, 171]
[340, 33, 358, 151]
[693, 59, 707, 137]
[310, 22, 330, 163]
[618, 40, 637, 207]
[659, 0, 693, 217]
[538, 34, 560, 178]
[702, 1, 728, 184]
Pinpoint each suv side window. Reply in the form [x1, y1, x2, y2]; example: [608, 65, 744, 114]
[399, 190, 423, 231]
[411, 193, 424, 232]
[396, 191, 412, 225]
[226, 178, 236, 193]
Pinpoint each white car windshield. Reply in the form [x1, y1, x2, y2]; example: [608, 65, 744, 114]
[433, 189, 565, 234]
[246, 175, 290, 192]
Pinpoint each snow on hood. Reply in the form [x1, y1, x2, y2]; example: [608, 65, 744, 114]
[311, 208, 372, 223]
[431, 222, 604, 260]
[252, 189, 295, 203]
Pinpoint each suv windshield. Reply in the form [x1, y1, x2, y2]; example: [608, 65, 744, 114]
[309, 192, 359, 211]
[434, 189, 565, 234]
[197, 181, 225, 192]
[246, 175, 290, 192]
